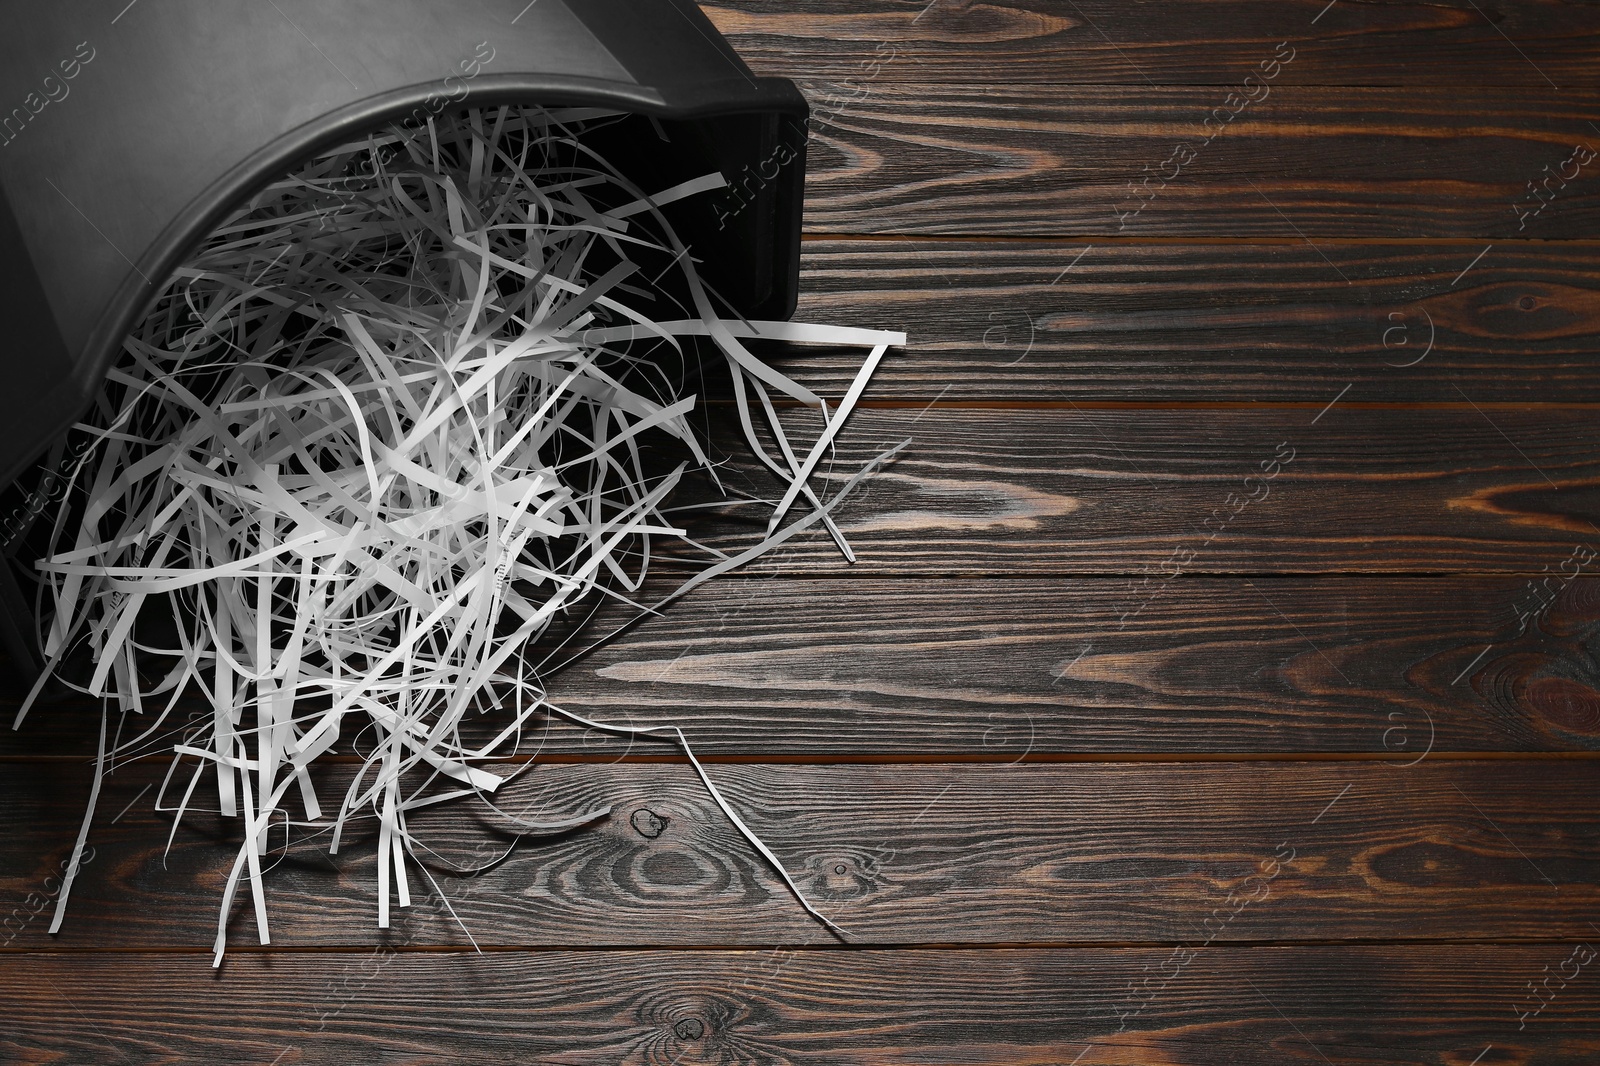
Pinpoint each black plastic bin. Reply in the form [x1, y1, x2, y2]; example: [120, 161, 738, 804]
[0, 0, 809, 674]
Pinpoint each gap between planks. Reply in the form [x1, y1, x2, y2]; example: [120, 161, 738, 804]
[8, 936, 1600, 955]
[3, 751, 1598, 765]
[802, 233, 1600, 246]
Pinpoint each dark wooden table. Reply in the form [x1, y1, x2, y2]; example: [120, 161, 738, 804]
[5, 2, 1600, 1063]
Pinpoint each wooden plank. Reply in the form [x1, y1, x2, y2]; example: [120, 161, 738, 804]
[547, 574, 1600, 754]
[0, 944, 1594, 1064]
[707, 0, 1600, 87]
[4, 760, 1597, 950]
[775, 85, 1600, 237]
[660, 405, 1600, 575]
[7, 575, 1593, 758]
[790, 239, 1600, 403]
[12, 405, 1593, 584]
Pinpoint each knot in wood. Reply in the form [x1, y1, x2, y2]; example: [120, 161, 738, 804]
[630, 807, 670, 839]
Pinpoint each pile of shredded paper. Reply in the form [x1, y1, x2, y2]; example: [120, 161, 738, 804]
[15, 106, 901, 963]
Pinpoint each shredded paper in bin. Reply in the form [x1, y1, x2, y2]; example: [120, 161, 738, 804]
[14, 106, 904, 962]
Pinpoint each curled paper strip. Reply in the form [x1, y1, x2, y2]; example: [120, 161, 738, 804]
[14, 106, 903, 962]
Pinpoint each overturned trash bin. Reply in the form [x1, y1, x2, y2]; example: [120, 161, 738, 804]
[0, 0, 812, 670]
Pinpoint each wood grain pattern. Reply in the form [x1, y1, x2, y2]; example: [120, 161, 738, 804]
[7, 576, 1595, 758]
[785, 85, 1600, 237]
[0, 945, 1595, 1065]
[9, 3, 1597, 1062]
[4, 760, 1596, 950]
[708, 0, 1600, 87]
[659, 405, 1600, 575]
[544, 574, 1600, 754]
[788, 239, 1600, 402]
